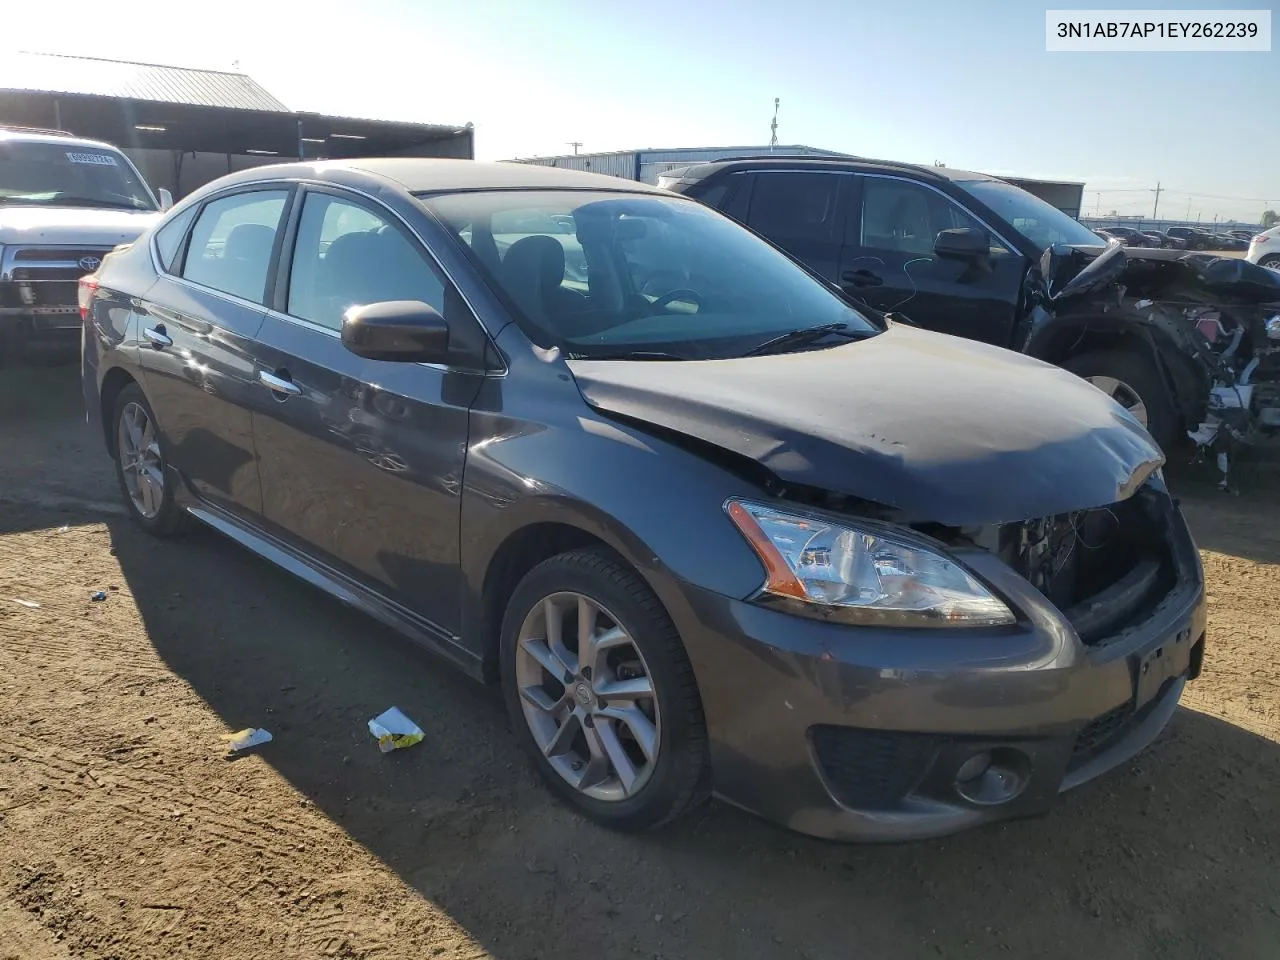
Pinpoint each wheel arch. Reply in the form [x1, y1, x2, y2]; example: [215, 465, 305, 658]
[99, 366, 141, 457]
[1026, 313, 1206, 429]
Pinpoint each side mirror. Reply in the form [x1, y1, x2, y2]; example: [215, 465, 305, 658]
[934, 227, 989, 260]
[157, 188, 174, 212]
[341, 300, 450, 363]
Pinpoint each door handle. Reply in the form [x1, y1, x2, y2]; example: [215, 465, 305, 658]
[143, 325, 172, 348]
[258, 369, 302, 397]
[841, 269, 883, 288]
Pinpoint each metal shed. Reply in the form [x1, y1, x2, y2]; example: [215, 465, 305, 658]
[511, 145, 853, 184]
[0, 52, 474, 198]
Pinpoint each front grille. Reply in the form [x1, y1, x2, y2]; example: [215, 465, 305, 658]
[1004, 492, 1174, 645]
[1068, 678, 1176, 772]
[14, 247, 110, 262]
[811, 726, 941, 810]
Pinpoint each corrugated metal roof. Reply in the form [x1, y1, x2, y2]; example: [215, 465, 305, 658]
[0, 52, 291, 112]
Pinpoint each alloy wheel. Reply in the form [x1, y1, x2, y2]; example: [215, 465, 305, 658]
[117, 401, 165, 519]
[1087, 375, 1148, 428]
[514, 592, 661, 802]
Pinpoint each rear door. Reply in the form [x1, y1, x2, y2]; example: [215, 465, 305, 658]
[741, 170, 849, 283]
[840, 175, 1026, 346]
[138, 186, 291, 517]
[249, 185, 488, 636]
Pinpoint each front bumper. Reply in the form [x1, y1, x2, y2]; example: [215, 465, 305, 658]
[669, 499, 1206, 842]
[1, 301, 83, 363]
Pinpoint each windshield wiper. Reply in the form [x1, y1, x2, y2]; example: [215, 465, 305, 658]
[743, 322, 861, 357]
[571, 350, 689, 361]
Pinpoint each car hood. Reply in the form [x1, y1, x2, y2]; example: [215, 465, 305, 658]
[568, 324, 1164, 526]
[1043, 241, 1280, 305]
[0, 205, 160, 246]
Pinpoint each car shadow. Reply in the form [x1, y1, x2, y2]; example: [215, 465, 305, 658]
[94, 513, 1280, 960]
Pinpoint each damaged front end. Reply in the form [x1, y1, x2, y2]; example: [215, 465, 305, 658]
[1031, 242, 1280, 486]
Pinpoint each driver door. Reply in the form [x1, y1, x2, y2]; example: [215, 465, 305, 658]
[841, 175, 1026, 346]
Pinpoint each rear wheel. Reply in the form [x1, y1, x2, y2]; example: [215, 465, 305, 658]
[112, 383, 187, 536]
[1062, 349, 1177, 450]
[500, 549, 709, 831]
[1259, 254, 1280, 271]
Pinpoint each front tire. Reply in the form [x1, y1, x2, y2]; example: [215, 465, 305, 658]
[112, 383, 187, 536]
[500, 549, 710, 831]
[1062, 348, 1178, 450]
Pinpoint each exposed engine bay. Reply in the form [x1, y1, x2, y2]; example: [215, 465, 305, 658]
[1035, 243, 1280, 488]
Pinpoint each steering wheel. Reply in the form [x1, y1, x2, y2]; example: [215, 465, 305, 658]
[649, 289, 704, 313]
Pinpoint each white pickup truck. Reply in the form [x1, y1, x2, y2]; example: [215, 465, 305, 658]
[0, 126, 169, 366]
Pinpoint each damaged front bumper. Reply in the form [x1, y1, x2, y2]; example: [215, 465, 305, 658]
[671, 485, 1206, 842]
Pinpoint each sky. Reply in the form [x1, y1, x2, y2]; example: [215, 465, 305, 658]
[5, 0, 1278, 222]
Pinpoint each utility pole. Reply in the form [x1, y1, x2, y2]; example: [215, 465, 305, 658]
[769, 98, 780, 150]
[1186, 197, 1192, 220]
[1095, 191, 1101, 215]
[1151, 181, 1162, 219]
[567, 141, 583, 155]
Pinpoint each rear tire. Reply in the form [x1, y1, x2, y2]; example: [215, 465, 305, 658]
[112, 383, 188, 537]
[1062, 349, 1178, 450]
[1259, 254, 1280, 271]
[500, 549, 710, 831]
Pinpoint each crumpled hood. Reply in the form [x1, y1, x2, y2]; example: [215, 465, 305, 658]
[568, 324, 1164, 526]
[1044, 241, 1280, 306]
[0, 205, 160, 247]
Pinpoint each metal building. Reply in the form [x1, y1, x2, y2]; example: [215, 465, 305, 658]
[0, 52, 473, 198]
[511, 145, 854, 184]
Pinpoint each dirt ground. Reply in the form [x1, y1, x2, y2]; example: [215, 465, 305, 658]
[1, 365, 1277, 960]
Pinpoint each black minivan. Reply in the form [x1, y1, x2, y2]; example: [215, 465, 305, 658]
[83, 159, 1204, 842]
[662, 158, 1201, 449]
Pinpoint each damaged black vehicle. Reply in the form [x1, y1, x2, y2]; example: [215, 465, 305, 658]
[84, 160, 1206, 842]
[660, 157, 1280, 463]
[1035, 243, 1280, 487]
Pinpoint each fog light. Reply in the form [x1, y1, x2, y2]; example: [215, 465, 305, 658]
[954, 747, 1031, 806]
[956, 752, 992, 783]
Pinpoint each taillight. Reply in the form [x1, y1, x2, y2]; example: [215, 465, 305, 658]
[78, 274, 99, 322]
[1253, 235, 1268, 244]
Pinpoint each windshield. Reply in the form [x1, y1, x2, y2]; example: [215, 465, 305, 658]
[955, 179, 1102, 252]
[422, 190, 877, 359]
[0, 141, 157, 211]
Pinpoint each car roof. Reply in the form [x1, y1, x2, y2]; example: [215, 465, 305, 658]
[0, 127, 128, 152]
[208, 158, 670, 195]
[673, 155, 998, 185]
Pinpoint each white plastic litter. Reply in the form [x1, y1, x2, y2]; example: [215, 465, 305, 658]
[368, 707, 424, 753]
[9, 598, 40, 609]
[221, 728, 273, 752]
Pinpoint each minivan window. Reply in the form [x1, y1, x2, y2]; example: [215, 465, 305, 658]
[287, 192, 445, 331]
[954, 178, 1103, 251]
[0, 140, 156, 211]
[748, 172, 839, 241]
[423, 189, 877, 359]
[182, 190, 288, 304]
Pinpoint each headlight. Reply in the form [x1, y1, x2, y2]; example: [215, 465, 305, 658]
[726, 500, 1015, 627]
[1265, 314, 1280, 341]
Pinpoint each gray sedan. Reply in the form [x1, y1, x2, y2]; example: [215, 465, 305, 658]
[81, 160, 1205, 840]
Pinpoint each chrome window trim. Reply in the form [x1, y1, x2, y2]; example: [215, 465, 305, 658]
[147, 176, 507, 377]
[856, 172, 1021, 255]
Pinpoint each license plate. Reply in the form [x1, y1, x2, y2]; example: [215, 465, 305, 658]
[1134, 626, 1195, 707]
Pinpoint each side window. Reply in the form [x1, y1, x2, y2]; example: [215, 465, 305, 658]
[153, 205, 198, 273]
[747, 172, 840, 242]
[182, 190, 288, 302]
[861, 178, 1010, 257]
[287, 192, 445, 331]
